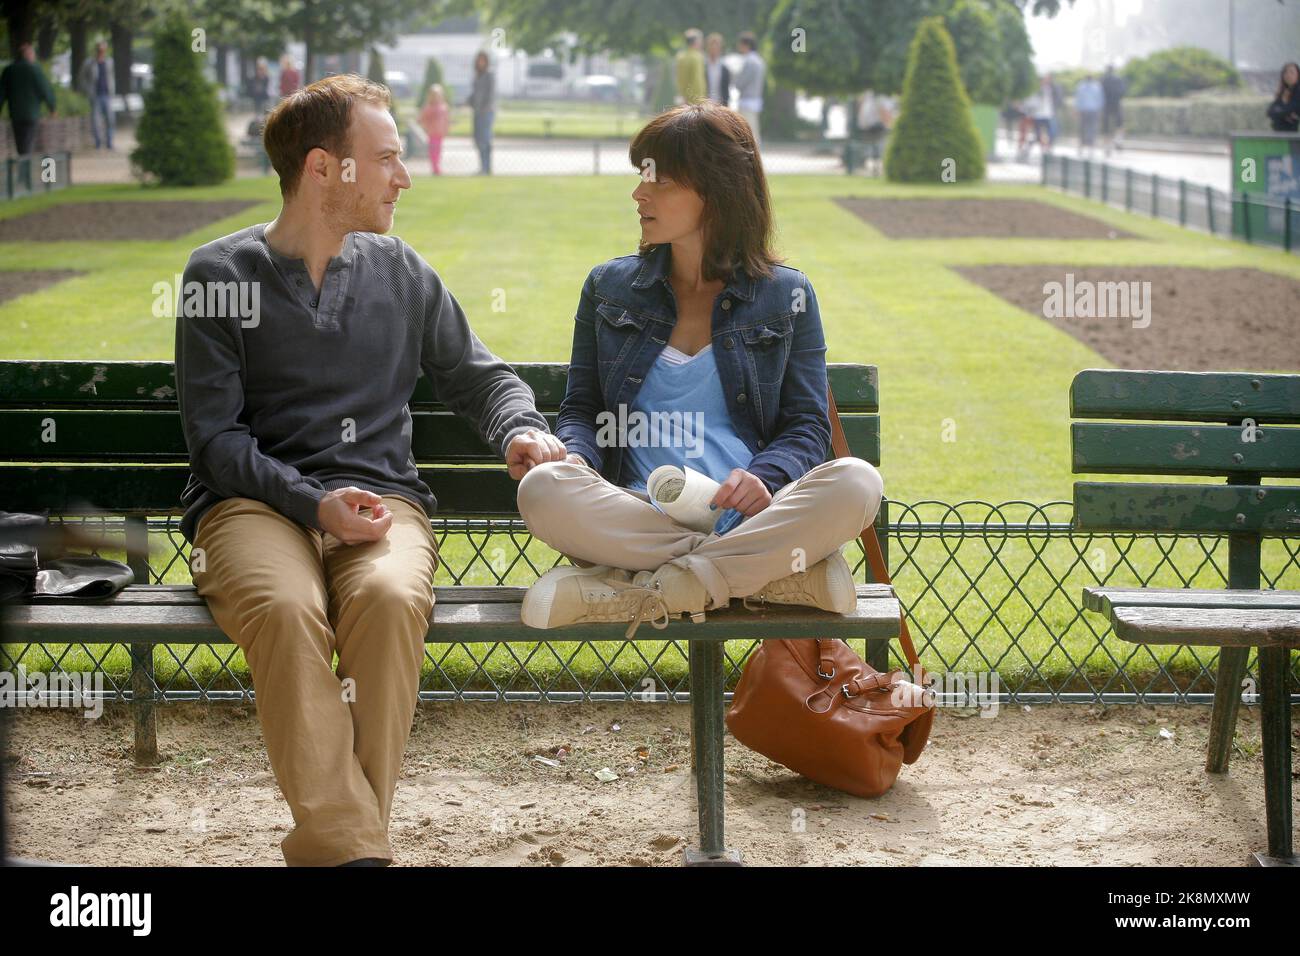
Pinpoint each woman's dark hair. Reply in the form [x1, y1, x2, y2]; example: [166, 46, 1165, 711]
[1278, 62, 1300, 98]
[475, 51, 490, 73]
[628, 101, 782, 282]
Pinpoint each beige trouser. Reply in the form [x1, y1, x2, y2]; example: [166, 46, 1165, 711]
[190, 494, 438, 866]
[516, 458, 883, 609]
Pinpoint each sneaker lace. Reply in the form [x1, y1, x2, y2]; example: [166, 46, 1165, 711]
[624, 587, 671, 640]
[582, 584, 672, 639]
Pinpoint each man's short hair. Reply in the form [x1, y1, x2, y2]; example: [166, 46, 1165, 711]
[684, 29, 703, 46]
[738, 31, 757, 51]
[263, 73, 392, 197]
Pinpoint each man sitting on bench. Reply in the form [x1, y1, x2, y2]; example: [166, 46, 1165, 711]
[175, 74, 566, 866]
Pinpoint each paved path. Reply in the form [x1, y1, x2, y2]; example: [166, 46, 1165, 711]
[50, 107, 1233, 192]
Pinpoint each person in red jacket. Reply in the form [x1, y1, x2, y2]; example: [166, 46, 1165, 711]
[418, 84, 450, 175]
[278, 54, 300, 99]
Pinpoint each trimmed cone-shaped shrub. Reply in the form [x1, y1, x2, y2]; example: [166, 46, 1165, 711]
[884, 17, 985, 184]
[131, 14, 233, 186]
[417, 57, 444, 107]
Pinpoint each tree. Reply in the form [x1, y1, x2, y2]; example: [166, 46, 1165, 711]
[766, 0, 873, 97]
[131, 12, 234, 186]
[884, 16, 985, 183]
[469, 0, 809, 134]
[469, 0, 773, 57]
[944, 0, 1007, 104]
[1123, 46, 1241, 97]
[416, 56, 443, 106]
[274, 0, 431, 83]
[197, 0, 292, 74]
[991, 0, 1036, 100]
[767, 0, 1038, 101]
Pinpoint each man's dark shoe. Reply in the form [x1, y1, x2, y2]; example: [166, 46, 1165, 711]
[338, 857, 389, 867]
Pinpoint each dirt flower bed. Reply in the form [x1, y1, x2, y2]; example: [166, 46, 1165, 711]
[834, 197, 1137, 240]
[0, 200, 261, 242]
[954, 265, 1300, 371]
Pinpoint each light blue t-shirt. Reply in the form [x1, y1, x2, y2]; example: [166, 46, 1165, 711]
[623, 343, 754, 494]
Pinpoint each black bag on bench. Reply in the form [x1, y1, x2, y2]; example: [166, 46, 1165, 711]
[0, 511, 134, 602]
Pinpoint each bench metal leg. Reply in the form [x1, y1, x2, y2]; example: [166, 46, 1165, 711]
[1252, 647, 1296, 866]
[130, 643, 158, 765]
[124, 517, 158, 766]
[683, 640, 741, 866]
[1206, 646, 1250, 773]
[1212, 531, 1260, 774]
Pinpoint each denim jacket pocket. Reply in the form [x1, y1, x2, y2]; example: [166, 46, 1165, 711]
[740, 317, 794, 386]
[594, 301, 647, 375]
[595, 301, 646, 330]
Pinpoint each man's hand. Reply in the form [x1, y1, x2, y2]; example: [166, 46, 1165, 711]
[506, 428, 566, 480]
[710, 468, 772, 518]
[318, 487, 393, 545]
[564, 452, 590, 468]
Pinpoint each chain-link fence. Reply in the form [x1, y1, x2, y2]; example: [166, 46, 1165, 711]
[4, 499, 1298, 707]
[1041, 152, 1299, 253]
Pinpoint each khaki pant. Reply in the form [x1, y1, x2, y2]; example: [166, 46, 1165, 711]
[190, 494, 438, 866]
[516, 458, 883, 608]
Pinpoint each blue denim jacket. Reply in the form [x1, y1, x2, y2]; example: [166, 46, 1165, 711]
[556, 244, 831, 493]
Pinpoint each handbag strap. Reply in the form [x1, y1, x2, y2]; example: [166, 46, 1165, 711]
[825, 386, 921, 671]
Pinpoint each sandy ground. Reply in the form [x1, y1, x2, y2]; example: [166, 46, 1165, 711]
[4, 700, 1293, 866]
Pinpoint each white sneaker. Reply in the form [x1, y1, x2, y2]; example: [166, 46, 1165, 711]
[742, 550, 857, 614]
[521, 564, 671, 638]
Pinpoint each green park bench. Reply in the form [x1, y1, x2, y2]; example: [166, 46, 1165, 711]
[1070, 368, 1300, 866]
[0, 359, 899, 866]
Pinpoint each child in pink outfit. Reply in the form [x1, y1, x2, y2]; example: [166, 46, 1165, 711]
[419, 84, 451, 175]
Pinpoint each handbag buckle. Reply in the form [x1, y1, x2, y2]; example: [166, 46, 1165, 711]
[817, 664, 836, 680]
[841, 682, 857, 699]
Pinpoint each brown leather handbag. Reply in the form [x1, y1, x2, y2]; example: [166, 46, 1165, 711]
[724, 389, 936, 799]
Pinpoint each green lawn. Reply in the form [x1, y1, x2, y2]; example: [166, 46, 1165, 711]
[395, 98, 646, 140]
[4, 173, 1299, 693]
[4, 173, 1298, 503]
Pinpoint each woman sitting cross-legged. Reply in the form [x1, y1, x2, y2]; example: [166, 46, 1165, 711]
[516, 101, 883, 636]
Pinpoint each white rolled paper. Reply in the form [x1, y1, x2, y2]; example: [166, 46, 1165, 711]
[645, 464, 721, 533]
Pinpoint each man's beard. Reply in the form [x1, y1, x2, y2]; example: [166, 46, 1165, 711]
[322, 181, 389, 235]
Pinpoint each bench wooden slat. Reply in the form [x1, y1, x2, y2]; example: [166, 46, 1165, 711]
[1084, 586, 1300, 613]
[52, 583, 900, 607]
[0, 361, 882, 413]
[1073, 481, 1300, 534]
[0, 466, 525, 514]
[1071, 369, 1300, 424]
[1104, 605, 1300, 648]
[2, 439, 893, 513]
[1071, 422, 1300, 477]
[0, 409, 883, 467]
[0, 584, 903, 643]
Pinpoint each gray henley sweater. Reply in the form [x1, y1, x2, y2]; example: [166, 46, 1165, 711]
[174, 223, 547, 544]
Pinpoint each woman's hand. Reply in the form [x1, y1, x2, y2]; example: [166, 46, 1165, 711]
[710, 468, 772, 517]
[506, 429, 567, 480]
